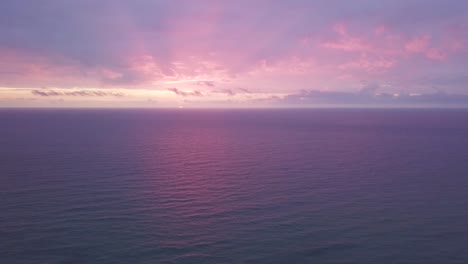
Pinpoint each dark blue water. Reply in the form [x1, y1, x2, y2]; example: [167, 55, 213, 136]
[1, 109, 468, 263]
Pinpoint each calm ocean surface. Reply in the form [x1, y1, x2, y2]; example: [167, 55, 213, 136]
[1, 109, 468, 264]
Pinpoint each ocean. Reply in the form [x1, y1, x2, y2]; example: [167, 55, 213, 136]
[1, 109, 467, 263]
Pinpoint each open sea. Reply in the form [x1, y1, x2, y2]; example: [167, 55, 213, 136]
[1, 109, 468, 264]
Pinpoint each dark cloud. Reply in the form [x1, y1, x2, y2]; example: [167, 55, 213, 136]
[209, 87, 254, 96]
[276, 90, 468, 107]
[419, 73, 468, 89]
[220, 89, 235, 96]
[359, 83, 380, 94]
[211, 88, 236, 96]
[167, 88, 203, 97]
[196, 81, 215, 87]
[31, 90, 62, 97]
[31, 89, 125, 97]
[395, 92, 468, 105]
[238, 88, 253, 94]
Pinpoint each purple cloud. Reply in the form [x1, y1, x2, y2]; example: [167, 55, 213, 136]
[31, 89, 125, 97]
[275, 89, 468, 107]
[168, 88, 203, 97]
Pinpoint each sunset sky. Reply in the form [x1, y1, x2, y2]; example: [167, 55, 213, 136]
[0, 0, 467, 108]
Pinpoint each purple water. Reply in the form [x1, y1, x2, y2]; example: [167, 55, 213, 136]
[1, 109, 468, 263]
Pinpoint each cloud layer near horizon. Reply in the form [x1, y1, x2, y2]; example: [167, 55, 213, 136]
[0, 0, 467, 107]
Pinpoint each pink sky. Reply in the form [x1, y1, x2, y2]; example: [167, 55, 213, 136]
[0, 0, 467, 107]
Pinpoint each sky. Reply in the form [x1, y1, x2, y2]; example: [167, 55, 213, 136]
[0, 0, 467, 108]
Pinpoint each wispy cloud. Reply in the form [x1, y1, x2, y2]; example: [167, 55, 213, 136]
[196, 81, 216, 87]
[31, 90, 125, 97]
[272, 90, 468, 107]
[167, 88, 203, 97]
